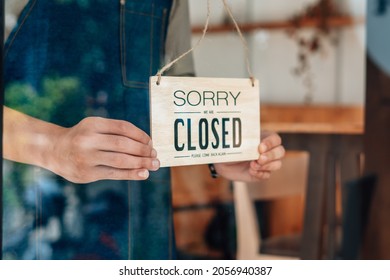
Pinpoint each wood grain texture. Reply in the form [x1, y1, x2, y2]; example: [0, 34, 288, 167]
[150, 76, 260, 167]
[261, 104, 364, 134]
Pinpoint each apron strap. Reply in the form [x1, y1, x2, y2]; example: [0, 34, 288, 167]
[0, 0, 5, 261]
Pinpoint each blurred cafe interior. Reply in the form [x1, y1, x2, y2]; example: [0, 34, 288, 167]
[2, 0, 390, 260]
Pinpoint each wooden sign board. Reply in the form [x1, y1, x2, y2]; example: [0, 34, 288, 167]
[149, 76, 260, 167]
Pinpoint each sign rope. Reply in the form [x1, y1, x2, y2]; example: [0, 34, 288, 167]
[156, 0, 254, 86]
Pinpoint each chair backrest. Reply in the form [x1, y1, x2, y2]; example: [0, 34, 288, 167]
[233, 150, 309, 259]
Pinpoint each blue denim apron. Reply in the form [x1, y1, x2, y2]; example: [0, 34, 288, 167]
[3, 0, 174, 260]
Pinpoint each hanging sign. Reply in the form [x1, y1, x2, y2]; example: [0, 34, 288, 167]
[150, 76, 260, 167]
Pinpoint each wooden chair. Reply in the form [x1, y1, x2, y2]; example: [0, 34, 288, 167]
[233, 151, 309, 260]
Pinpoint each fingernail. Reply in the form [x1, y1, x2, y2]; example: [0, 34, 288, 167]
[152, 159, 160, 169]
[148, 140, 153, 147]
[138, 170, 149, 178]
[260, 155, 267, 162]
[151, 149, 157, 158]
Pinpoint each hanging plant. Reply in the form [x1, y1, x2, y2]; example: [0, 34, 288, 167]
[287, 0, 341, 103]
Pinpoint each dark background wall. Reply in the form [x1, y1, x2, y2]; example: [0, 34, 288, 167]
[362, 0, 390, 259]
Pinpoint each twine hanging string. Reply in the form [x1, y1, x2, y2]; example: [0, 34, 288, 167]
[156, 0, 211, 85]
[221, 0, 254, 86]
[156, 0, 255, 86]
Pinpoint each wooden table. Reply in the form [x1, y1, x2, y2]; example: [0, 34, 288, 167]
[261, 104, 364, 259]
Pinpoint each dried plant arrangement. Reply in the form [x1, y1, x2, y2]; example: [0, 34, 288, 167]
[287, 0, 341, 103]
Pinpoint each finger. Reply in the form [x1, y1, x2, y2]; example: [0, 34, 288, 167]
[92, 118, 151, 145]
[250, 160, 262, 171]
[95, 151, 160, 171]
[95, 134, 156, 157]
[257, 145, 285, 164]
[251, 160, 282, 171]
[249, 169, 271, 180]
[259, 132, 282, 154]
[94, 166, 150, 181]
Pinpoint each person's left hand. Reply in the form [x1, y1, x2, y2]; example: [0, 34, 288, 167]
[214, 131, 285, 182]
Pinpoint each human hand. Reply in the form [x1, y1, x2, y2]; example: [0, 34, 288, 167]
[47, 117, 159, 183]
[213, 131, 285, 182]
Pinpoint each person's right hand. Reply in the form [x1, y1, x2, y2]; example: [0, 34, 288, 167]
[47, 117, 159, 183]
